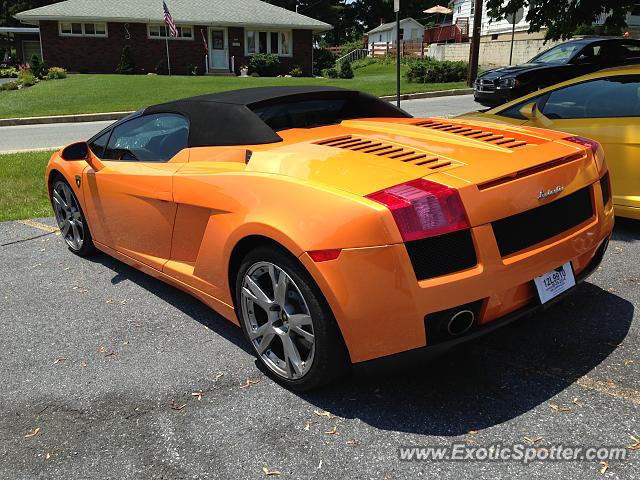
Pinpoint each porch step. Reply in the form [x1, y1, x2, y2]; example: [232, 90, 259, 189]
[206, 70, 235, 76]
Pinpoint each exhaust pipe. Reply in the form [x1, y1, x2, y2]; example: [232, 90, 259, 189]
[446, 309, 475, 336]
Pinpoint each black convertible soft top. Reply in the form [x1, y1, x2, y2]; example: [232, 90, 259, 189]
[130, 86, 411, 147]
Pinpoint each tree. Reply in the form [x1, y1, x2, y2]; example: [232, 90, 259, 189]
[347, 0, 443, 33]
[1, 1, 59, 27]
[262, 0, 350, 44]
[115, 45, 135, 74]
[486, 0, 637, 40]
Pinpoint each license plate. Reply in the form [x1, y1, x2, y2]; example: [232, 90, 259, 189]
[533, 262, 576, 304]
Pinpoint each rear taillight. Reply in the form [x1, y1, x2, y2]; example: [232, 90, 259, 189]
[366, 179, 470, 242]
[564, 136, 600, 154]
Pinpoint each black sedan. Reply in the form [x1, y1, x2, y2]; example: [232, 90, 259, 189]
[474, 37, 640, 107]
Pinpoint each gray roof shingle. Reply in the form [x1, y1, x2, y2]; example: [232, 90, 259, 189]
[15, 0, 332, 31]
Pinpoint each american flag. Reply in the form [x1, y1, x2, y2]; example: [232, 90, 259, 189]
[163, 1, 178, 38]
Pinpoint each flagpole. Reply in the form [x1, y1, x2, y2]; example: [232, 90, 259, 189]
[165, 36, 172, 76]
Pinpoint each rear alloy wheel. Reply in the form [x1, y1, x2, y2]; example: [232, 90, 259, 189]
[236, 247, 347, 390]
[51, 177, 95, 256]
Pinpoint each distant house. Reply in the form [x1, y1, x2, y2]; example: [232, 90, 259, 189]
[452, 0, 640, 41]
[14, 0, 331, 75]
[366, 18, 425, 46]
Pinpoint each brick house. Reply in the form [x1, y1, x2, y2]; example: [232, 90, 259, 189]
[14, 0, 331, 75]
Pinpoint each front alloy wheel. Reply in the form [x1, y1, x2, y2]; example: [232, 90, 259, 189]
[51, 177, 95, 256]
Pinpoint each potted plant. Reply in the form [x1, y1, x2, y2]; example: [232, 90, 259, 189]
[240, 65, 249, 77]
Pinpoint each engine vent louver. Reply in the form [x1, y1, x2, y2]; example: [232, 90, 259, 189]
[412, 120, 531, 149]
[314, 135, 453, 170]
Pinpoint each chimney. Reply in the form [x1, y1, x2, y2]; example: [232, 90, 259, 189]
[380, 18, 385, 25]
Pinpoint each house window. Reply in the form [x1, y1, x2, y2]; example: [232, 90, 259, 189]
[147, 24, 193, 40]
[245, 29, 293, 56]
[59, 22, 107, 37]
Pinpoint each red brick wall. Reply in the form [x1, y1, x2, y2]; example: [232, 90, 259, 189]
[39, 21, 313, 76]
[40, 21, 210, 75]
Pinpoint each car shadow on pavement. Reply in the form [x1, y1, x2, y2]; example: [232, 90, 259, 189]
[612, 217, 640, 243]
[299, 282, 634, 436]
[86, 239, 634, 438]
[89, 254, 252, 355]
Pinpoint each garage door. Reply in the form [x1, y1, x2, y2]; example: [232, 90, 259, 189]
[22, 41, 41, 62]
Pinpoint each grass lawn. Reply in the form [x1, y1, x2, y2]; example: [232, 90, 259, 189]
[0, 151, 53, 221]
[0, 62, 466, 119]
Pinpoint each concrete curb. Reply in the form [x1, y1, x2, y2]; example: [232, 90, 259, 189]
[0, 111, 133, 127]
[0, 88, 474, 127]
[380, 88, 473, 102]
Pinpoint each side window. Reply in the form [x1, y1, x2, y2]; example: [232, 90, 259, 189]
[88, 130, 111, 158]
[542, 76, 640, 119]
[103, 113, 189, 162]
[496, 94, 549, 120]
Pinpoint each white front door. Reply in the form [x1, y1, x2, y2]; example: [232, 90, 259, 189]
[209, 28, 229, 70]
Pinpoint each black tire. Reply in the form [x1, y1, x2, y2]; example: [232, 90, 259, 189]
[50, 175, 96, 257]
[235, 246, 349, 391]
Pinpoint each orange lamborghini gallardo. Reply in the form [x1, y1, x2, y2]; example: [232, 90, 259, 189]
[47, 87, 614, 390]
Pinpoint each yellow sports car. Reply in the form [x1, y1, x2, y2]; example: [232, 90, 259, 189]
[461, 65, 640, 219]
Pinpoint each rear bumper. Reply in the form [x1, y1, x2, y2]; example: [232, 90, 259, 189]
[353, 236, 609, 372]
[300, 182, 615, 364]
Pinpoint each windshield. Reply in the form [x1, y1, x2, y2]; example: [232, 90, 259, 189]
[530, 43, 582, 64]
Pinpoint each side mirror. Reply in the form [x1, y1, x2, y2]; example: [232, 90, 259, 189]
[518, 102, 552, 127]
[61, 142, 89, 161]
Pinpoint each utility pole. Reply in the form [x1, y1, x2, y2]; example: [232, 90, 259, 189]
[395, 0, 401, 108]
[467, 0, 483, 87]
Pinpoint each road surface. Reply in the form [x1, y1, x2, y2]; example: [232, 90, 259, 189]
[0, 216, 638, 479]
[0, 95, 481, 153]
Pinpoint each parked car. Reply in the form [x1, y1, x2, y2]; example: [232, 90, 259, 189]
[474, 37, 640, 107]
[463, 65, 640, 220]
[46, 86, 613, 390]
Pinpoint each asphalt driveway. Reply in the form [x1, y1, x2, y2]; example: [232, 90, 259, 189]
[0, 217, 638, 479]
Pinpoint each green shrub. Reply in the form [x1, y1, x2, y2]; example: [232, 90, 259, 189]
[0, 67, 18, 78]
[155, 58, 169, 75]
[249, 53, 280, 77]
[250, 72, 260, 77]
[351, 57, 378, 70]
[187, 63, 199, 76]
[322, 67, 338, 79]
[338, 59, 354, 79]
[0, 81, 18, 91]
[17, 70, 36, 87]
[46, 67, 67, 79]
[406, 59, 468, 83]
[28, 54, 48, 78]
[313, 48, 335, 75]
[339, 39, 365, 57]
[289, 65, 303, 77]
[29, 54, 41, 76]
[116, 45, 136, 74]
